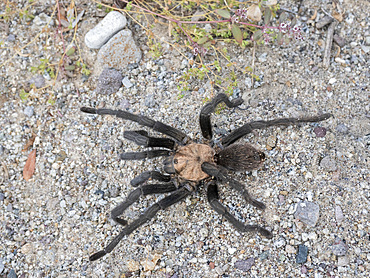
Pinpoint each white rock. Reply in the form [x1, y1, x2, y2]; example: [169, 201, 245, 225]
[85, 11, 127, 49]
[328, 78, 337, 84]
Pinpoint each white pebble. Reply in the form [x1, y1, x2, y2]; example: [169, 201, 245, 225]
[328, 78, 337, 84]
[85, 11, 127, 49]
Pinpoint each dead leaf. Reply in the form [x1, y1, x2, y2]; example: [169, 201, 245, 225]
[23, 149, 36, 181]
[22, 133, 36, 152]
[332, 11, 343, 22]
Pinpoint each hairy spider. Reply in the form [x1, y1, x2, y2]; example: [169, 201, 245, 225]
[81, 93, 332, 261]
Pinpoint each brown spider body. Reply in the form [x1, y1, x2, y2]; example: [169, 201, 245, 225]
[164, 143, 265, 182]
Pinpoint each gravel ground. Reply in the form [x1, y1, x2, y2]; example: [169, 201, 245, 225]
[0, 0, 369, 277]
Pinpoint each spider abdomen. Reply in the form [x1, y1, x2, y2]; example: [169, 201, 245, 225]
[172, 144, 215, 181]
[217, 143, 265, 172]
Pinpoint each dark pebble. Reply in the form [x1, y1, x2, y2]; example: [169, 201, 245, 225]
[96, 68, 123, 95]
[296, 245, 308, 264]
[234, 257, 255, 272]
[314, 127, 327, 137]
[94, 189, 104, 198]
[333, 34, 347, 47]
[0, 193, 4, 202]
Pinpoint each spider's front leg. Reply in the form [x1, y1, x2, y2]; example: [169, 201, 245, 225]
[90, 184, 192, 261]
[199, 93, 243, 140]
[206, 181, 272, 239]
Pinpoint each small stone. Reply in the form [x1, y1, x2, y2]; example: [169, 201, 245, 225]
[33, 13, 53, 26]
[7, 34, 16, 42]
[274, 237, 286, 248]
[365, 36, 370, 45]
[7, 269, 17, 278]
[320, 156, 337, 172]
[96, 68, 123, 95]
[336, 124, 349, 134]
[333, 35, 347, 47]
[28, 74, 45, 88]
[234, 257, 254, 272]
[296, 245, 308, 264]
[316, 16, 333, 29]
[85, 11, 127, 49]
[286, 245, 296, 254]
[335, 206, 344, 224]
[6, 204, 12, 212]
[314, 127, 327, 137]
[144, 94, 156, 108]
[228, 247, 237, 254]
[24, 106, 34, 117]
[294, 201, 320, 227]
[258, 52, 268, 63]
[328, 78, 337, 84]
[361, 45, 370, 53]
[122, 77, 133, 88]
[209, 261, 215, 269]
[338, 256, 349, 266]
[266, 135, 277, 150]
[0, 193, 4, 201]
[334, 57, 346, 64]
[301, 265, 308, 274]
[332, 238, 348, 256]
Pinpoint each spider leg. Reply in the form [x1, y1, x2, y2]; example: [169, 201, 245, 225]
[111, 182, 177, 225]
[199, 93, 244, 140]
[130, 171, 171, 187]
[89, 185, 192, 261]
[222, 113, 333, 147]
[207, 181, 272, 239]
[201, 162, 265, 210]
[124, 130, 176, 150]
[81, 107, 188, 143]
[120, 150, 170, 160]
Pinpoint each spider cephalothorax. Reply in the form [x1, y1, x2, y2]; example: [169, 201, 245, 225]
[81, 93, 332, 261]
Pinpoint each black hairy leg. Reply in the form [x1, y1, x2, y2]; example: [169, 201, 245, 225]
[206, 181, 272, 238]
[130, 171, 172, 187]
[199, 93, 244, 140]
[80, 107, 188, 143]
[90, 185, 192, 261]
[221, 113, 333, 146]
[124, 130, 176, 150]
[111, 182, 177, 226]
[201, 162, 266, 210]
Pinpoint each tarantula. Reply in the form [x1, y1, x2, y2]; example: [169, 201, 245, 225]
[81, 93, 331, 261]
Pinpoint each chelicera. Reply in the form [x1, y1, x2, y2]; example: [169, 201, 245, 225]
[81, 93, 331, 261]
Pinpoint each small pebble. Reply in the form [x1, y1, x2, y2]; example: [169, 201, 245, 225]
[96, 68, 123, 95]
[335, 205, 344, 224]
[122, 77, 133, 88]
[338, 256, 349, 266]
[7, 269, 17, 278]
[85, 11, 127, 49]
[28, 74, 45, 88]
[332, 238, 348, 256]
[286, 245, 296, 254]
[320, 156, 337, 172]
[328, 78, 337, 84]
[301, 264, 308, 274]
[234, 258, 254, 272]
[333, 35, 347, 47]
[0, 193, 4, 202]
[336, 124, 349, 134]
[7, 34, 16, 42]
[316, 16, 333, 29]
[274, 237, 286, 248]
[294, 201, 320, 227]
[296, 245, 308, 264]
[144, 94, 156, 108]
[314, 127, 327, 137]
[23, 106, 34, 117]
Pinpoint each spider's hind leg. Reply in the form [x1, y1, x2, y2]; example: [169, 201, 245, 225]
[200, 93, 243, 140]
[90, 184, 192, 261]
[130, 171, 172, 187]
[111, 182, 177, 226]
[206, 181, 272, 239]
